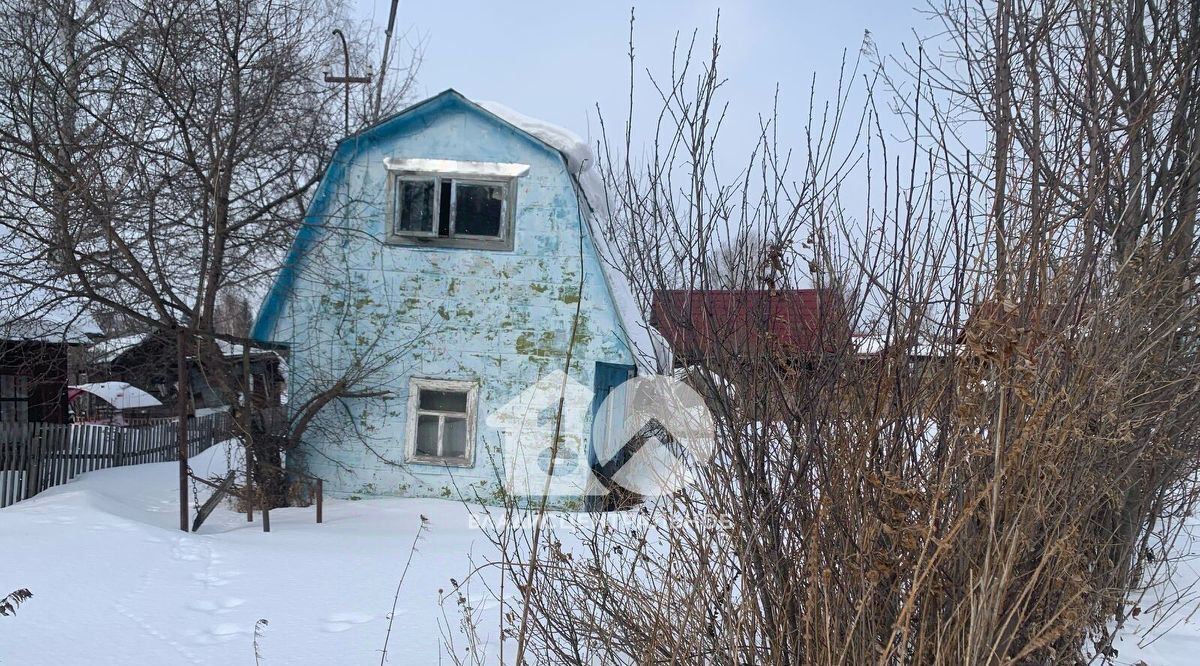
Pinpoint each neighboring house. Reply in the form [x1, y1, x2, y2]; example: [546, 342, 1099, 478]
[87, 331, 174, 405]
[650, 289, 849, 367]
[86, 330, 285, 416]
[252, 90, 654, 504]
[0, 308, 100, 424]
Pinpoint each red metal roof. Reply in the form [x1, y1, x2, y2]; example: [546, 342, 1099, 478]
[649, 289, 848, 362]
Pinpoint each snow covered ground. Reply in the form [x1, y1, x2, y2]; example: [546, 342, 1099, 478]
[1111, 531, 1200, 665]
[3, 442, 1200, 665]
[0, 444, 502, 665]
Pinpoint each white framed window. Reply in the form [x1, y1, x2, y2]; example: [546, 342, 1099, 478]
[384, 158, 525, 251]
[404, 377, 478, 467]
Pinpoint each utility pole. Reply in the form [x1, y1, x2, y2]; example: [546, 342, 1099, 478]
[325, 29, 373, 135]
[372, 0, 401, 120]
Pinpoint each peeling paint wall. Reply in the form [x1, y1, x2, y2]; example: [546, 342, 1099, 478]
[263, 95, 634, 504]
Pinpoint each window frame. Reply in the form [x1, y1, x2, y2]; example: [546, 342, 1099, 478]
[448, 178, 510, 241]
[391, 176, 441, 239]
[0, 374, 30, 423]
[404, 377, 478, 467]
[386, 173, 517, 251]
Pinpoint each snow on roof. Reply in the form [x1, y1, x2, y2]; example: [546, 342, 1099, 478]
[0, 244, 100, 342]
[476, 99, 663, 373]
[854, 333, 959, 358]
[89, 333, 150, 364]
[213, 339, 277, 359]
[0, 298, 100, 343]
[69, 381, 163, 409]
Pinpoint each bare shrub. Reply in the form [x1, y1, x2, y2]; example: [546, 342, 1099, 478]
[472, 3, 1200, 664]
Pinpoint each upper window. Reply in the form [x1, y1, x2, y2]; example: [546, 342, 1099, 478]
[384, 158, 527, 251]
[393, 177, 508, 241]
[405, 377, 478, 467]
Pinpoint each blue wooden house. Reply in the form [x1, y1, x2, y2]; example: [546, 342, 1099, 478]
[252, 90, 654, 505]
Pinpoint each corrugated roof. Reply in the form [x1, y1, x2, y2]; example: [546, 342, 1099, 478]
[650, 289, 848, 362]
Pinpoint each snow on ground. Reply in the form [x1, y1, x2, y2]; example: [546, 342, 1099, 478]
[5, 444, 1200, 664]
[0, 444, 502, 665]
[1108, 526, 1200, 666]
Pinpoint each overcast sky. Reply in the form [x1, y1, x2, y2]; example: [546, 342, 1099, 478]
[354, 1, 936, 165]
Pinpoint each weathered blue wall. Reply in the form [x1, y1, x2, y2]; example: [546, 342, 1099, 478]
[256, 92, 634, 504]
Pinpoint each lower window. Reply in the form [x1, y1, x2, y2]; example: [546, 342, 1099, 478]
[405, 378, 477, 466]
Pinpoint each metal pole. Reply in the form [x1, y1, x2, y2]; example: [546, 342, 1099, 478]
[176, 328, 190, 532]
[334, 29, 350, 134]
[372, 0, 400, 119]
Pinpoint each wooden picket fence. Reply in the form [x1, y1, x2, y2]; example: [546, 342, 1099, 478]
[0, 413, 233, 509]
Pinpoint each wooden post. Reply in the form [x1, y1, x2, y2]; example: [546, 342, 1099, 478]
[176, 328, 190, 532]
[262, 505, 270, 533]
[245, 443, 255, 523]
[242, 344, 253, 523]
[316, 479, 323, 524]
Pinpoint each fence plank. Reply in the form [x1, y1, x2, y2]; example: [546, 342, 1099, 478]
[40, 426, 48, 491]
[10, 427, 22, 506]
[84, 426, 96, 474]
[1, 428, 12, 508]
[2, 427, 11, 508]
[101, 427, 111, 471]
[90, 426, 101, 474]
[54, 423, 69, 487]
[25, 427, 40, 500]
[33, 423, 49, 491]
[59, 424, 74, 484]
[49, 423, 62, 488]
[50, 423, 64, 488]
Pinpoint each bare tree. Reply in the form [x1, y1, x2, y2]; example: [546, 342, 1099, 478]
[0, 0, 423, 519]
[462, 5, 1200, 664]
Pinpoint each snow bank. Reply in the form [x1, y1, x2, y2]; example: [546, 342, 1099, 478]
[1105, 524, 1200, 665]
[0, 444, 506, 664]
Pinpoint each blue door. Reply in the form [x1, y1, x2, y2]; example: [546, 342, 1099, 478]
[589, 361, 636, 507]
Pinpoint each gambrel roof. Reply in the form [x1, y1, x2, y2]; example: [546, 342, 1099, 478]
[252, 89, 659, 370]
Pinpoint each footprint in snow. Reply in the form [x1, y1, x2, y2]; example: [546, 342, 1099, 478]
[191, 622, 249, 645]
[172, 538, 207, 561]
[31, 515, 75, 525]
[86, 520, 138, 532]
[191, 572, 234, 586]
[187, 598, 245, 614]
[322, 611, 375, 633]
